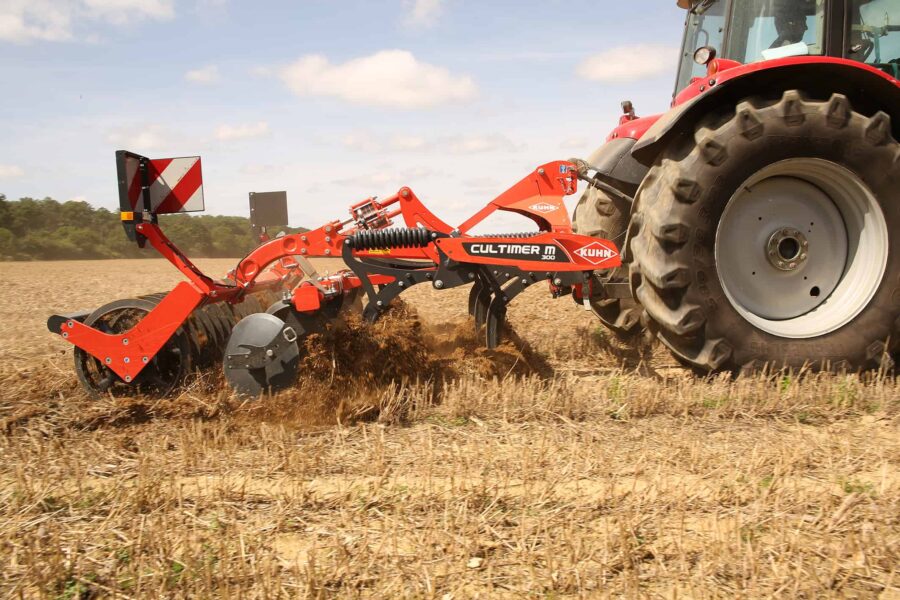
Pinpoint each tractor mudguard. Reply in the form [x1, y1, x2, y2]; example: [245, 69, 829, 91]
[587, 137, 648, 197]
[632, 58, 900, 167]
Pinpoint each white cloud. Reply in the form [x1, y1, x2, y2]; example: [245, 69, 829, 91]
[0, 0, 173, 43]
[0, 164, 25, 179]
[215, 121, 270, 141]
[276, 50, 477, 109]
[576, 44, 677, 83]
[333, 166, 437, 190]
[340, 132, 382, 153]
[0, 1, 74, 42]
[240, 163, 285, 176]
[389, 135, 427, 151]
[404, 0, 443, 27]
[335, 131, 517, 155]
[464, 176, 501, 190]
[446, 134, 518, 154]
[106, 124, 173, 151]
[185, 64, 220, 85]
[559, 136, 590, 150]
[84, 0, 174, 24]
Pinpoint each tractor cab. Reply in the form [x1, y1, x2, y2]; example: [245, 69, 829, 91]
[675, 0, 900, 92]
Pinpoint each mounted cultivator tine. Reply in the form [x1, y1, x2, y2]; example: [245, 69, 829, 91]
[50, 152, 621, 397]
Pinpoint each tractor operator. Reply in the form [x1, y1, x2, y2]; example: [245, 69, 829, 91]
[771, 2, 810, 48]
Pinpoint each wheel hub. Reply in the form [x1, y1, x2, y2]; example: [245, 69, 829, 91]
[766, 227, 808, 271]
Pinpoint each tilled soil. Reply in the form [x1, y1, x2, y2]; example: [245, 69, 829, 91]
[0, 258, 897, 598]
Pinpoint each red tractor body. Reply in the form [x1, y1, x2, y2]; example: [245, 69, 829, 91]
[574, 0, 900, 372]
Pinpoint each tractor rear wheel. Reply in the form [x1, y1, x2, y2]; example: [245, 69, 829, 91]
[573, 158, 642, 336]
[629, 91, 900, 372]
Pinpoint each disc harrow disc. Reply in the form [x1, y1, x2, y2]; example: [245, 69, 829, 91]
[223, 312, 301, 397]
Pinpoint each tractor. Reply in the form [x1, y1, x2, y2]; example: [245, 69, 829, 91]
[573, 0, 900, 372]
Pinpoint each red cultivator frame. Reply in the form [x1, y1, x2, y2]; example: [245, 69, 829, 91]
[49, 151, 621, 396]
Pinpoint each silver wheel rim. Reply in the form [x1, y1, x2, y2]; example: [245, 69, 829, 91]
[715, 158, 888, 339]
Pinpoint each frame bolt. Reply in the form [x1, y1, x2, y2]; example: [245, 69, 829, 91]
[105, 357, 112, 364]
[142, 357, 148, 364]
[325, 249, 332, 255]
[124, 357, 130, 364]
[401, 189, 410, 198]
[553, 278, 562, 286]
[434, 280, 444, 289]
[376, 300, 384, 307]
[124, 376, 132, 382]
[122, 338, 129, 345]
[67, 320, 74, 328]
[301, 235, 308, 242]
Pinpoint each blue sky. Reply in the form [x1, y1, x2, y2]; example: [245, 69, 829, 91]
[0, 0, 686, 230]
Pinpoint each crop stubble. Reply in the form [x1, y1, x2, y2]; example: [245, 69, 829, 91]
[0, 259, 897, 598]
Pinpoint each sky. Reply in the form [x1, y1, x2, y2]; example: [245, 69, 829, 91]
[0, 0, 687, 232]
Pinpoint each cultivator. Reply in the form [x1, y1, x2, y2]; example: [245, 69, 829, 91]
[49, 151, 621, 397]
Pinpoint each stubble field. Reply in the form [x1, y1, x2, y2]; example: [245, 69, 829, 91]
[0, 259, 898, 598]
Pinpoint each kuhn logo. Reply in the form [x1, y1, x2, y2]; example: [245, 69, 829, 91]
[574, 241, 618, 265]
[528, 202, 558, 214]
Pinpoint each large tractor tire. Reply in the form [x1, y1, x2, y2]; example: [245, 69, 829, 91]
[573, 152, 643, 336]
[629, 91, 900, 372]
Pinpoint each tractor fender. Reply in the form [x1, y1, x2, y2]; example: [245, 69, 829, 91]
[587, 136, 649, 196]
[632, 58, 900, 167]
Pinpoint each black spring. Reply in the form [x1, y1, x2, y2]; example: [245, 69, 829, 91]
[348, 227, 434, 250]
[473, 231, 539, 239]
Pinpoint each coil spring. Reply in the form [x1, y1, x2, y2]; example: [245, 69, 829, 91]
[473, 231, 540, 239]
[348, 227, 434, 250]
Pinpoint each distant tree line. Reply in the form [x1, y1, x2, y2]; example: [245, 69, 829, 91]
[0, 194, 306, 261]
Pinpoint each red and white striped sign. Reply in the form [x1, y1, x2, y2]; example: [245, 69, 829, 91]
[124, 155, 204, 213]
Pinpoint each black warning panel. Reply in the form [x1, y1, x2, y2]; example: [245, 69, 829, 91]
[249, 191, 289, 229]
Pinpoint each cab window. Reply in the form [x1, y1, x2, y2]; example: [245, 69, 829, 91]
[676, 0, 727, 91]
[846, 0, 900, 77]
[728, 0, 826, 63]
